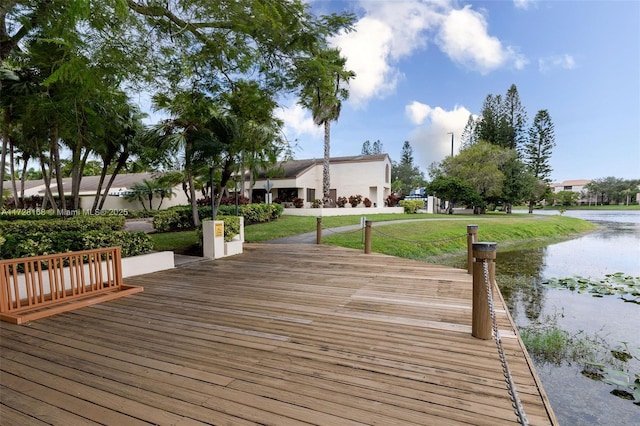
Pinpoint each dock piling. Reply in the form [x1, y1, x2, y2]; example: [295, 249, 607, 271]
[472, 242, 497, 340]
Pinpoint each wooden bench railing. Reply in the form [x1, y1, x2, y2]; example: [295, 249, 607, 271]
[0, 246, 143, 324]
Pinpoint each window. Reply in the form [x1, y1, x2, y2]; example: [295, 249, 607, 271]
[306, 188, 315, 201]
[564, 186, 572, 191]
[385, 164, 390, 183]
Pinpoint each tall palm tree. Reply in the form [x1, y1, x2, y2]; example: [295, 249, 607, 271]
[296, 48, 354, 206]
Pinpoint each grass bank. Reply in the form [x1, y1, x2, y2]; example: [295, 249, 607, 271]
[322, 214, 597, 262]
[148, 213, 597, 258]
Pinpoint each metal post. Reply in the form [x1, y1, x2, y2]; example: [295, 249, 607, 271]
[209, 166, 215, 220]
[467, 225, 478, 274]
[472, 242, 496, 340]
[316, 217, 322, 245]
[364, 220, 372, 254]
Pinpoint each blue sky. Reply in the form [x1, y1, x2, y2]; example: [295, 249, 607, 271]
[275, 0, 640, 183]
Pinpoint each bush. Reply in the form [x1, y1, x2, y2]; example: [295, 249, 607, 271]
[0, 215, 125, 234]
[399, 199, 424, 214]
[311, 199, 323, 208]
[198, 216, 241, 243]
[293, 197, 304, 208]
[385, 194, 399, 207]
[336, 196, 348, 208]
[0, 230, 152, 259]
[152, 203, 283, 232]
[348, 195, 362, 207]
[363, 197, 372, 207]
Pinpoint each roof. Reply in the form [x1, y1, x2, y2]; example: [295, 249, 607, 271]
[39, 172, 158, 196]
[551, 179, 591, 187]
[256, 154, 390, 180]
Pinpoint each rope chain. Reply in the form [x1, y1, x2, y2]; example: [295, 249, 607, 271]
[482, 260, 529, 426]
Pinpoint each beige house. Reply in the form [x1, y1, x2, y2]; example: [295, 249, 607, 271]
[13, 173, 188, 212]
[550, 179, 592, 204]
[248, 154, 392, 208]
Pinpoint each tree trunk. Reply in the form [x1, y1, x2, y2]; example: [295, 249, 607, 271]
[0, 110, 9, 206]
[97, 152, 129, 210]
[322, 120, 331, 204]
[9, 139, 19, 207]
[50, 123, 66, 210]
[528, 200, 535, 214]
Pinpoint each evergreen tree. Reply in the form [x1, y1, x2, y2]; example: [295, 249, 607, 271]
[361, 140, 372, 155]
[460, 114, 479, 149]
[503, 84, 528, 151]
[523, 109, 556, 212]
[371, 140, 384, 154]
[391, 141, 425, 196]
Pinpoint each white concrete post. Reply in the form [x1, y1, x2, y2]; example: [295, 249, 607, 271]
[203, 219, 225, 260]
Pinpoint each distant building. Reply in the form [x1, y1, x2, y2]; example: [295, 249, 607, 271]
[550, 179, 593, 204]
[249, 154, 392, 208]
[12, 173, 188, 211]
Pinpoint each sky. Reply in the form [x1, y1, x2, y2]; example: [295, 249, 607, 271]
[273, 0, 640, 183]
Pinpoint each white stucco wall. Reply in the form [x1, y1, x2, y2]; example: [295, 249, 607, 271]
[252, 156, 391, 207]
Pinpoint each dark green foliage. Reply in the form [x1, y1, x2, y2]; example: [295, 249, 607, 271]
[0, 215, 125, 234]
[392, 141, 426, 196]
[152, 203, 283, 232]
[426, 175, 483, 212]
[0, 230, 152, 259]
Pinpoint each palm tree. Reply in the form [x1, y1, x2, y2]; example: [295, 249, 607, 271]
[296, 48, 354, 206]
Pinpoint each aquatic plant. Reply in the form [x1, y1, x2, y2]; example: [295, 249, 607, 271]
[583, 343, 640, 405]
[543, 273, 640, 304]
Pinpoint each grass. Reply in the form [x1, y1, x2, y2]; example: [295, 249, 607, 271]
[148, 230, 200, 255]
[147, 212, 597, 259]
[534, 204, 640, 211]
[322, 213, 597, 262]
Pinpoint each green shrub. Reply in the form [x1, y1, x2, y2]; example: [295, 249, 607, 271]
[198, 216, 241, 244]
[0, 215, 125, 234]
[0, 230, 152, 259]
[153, 203, 283, 232]
[399, 199, 424, 214]
[81, 231, 153, 257]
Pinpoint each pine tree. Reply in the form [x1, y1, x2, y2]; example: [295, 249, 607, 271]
[523, 109, 556, 212]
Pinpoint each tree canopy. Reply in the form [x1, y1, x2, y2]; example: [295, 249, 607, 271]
[1, 1, 356, 211]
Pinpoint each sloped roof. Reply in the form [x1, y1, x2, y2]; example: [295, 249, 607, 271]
[256, 154, 390, 180]
[39, 172, 158, 195]
[551, 179, 591, 187]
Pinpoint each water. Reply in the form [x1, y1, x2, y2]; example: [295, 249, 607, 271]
[504, 210, 640, 425]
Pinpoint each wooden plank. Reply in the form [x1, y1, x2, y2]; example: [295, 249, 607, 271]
[0, 243, 556, 425]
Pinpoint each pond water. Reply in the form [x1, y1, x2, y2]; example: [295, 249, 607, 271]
[503, 210, 640, 425]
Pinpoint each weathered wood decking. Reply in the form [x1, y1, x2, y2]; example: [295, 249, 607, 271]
[0, 243, 557, 425]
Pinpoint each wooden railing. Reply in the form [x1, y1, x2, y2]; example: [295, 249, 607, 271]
[0, 246, 143, 324]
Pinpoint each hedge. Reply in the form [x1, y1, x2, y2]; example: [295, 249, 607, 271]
[399, 199, 425, 214]
[153, 203, 283, 232]
[0, 230, 152, 260]
[0, 215, 125, 235]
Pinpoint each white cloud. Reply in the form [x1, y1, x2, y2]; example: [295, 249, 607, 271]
[405, 101, 432, 125]
[329, 1, 528, 106]
[275, 102, 323, 141]
[330, 0, 444, 107]
[436, 6, 527, 74]
[538, 54, 577, 73]
[513, 0, 536, 10]
[406, 103, 472, 168]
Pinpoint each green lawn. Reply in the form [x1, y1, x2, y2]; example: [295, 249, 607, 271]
[148, 212, 597, 262]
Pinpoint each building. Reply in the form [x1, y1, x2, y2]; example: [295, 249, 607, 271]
[8, 173, 188, 212]
[248, 154, 392, 208]
[550, 179, 592, 204]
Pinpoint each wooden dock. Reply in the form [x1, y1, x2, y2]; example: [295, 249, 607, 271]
[0, 243, 557, 425]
